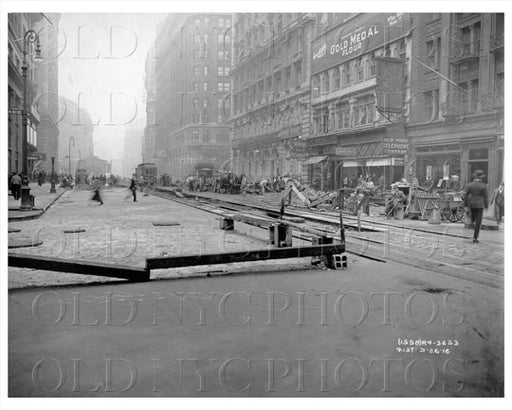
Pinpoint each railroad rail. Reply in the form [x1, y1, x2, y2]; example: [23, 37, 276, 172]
[150, 186, 504, 289]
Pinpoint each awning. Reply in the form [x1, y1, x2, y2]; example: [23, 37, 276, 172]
[342, 160, 359, 167]
[302, 155, 328, 165]
[367, 158, 392, 167]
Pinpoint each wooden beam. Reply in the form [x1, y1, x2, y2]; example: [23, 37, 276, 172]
[146, 244, 345, 270]
[8, 253, 150, 281]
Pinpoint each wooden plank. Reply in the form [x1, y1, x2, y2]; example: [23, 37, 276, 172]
[146, 244, 345, 270]
[291, 185, 312, 208]
[8, 253, 150, 281]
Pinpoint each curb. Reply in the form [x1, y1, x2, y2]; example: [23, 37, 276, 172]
[8, 189, 68, 222]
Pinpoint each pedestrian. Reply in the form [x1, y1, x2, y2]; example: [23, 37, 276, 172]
[385, 184, 406, 219]
[10, 173, 22, 200]
[490, 181, 504, 226]
[129, 178, 137, 202]
[464, 169, 489, 243]
[90, 179, 104, 205]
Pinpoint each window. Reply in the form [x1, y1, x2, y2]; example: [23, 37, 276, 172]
[217, 98, 226, 116]
[204, 17, 210, 27]
[194, 49, 210, 60]
[312, 75, 320, 97]
[193, 82, 200, 92]
[274, 71, 282, 93]
[218, 50, 229, 60]
[202, 130, 210, 143]
[336, 105, 343, 128]
[294, 60, 303, 86]
[343, 110, 350, 128]
[203, 82, 209, 91]
[285, 67, 291, 91]
[368, 55, 376, 77]
[426, 38, 440, 67]
[217, 66, 229, 76]
[193, 98, 201, 109]
[356, 59, 364, 81]
[342, 65, 351, 87]
[423, 89, 438, 121]
[193, 66, 200, 76]
[194, 18, 201, 26]
[203, 98, 208, 107]
[203, 65, 209, 75]
[333, 68, 341, 90]
[217, 82, 230, 92]
[194, 34, 201, 44]
[470, 79, 479, 113]
[321, 72, 330, 94]
[191, 130, 199, 142]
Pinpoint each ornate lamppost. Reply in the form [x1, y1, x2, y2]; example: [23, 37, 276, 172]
[20, 30, 41, 210]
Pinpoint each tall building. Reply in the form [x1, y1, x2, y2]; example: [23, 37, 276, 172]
[407, 13, 504, 190]
[8, 13, 44, 176]
[144, 13, 233, 181]
[230, 13, 316, 183]
[142, 44, 158, 165]
[308, 13, 413, 190]
[33, 13, 60, 174]
[58, 97, 94, 174]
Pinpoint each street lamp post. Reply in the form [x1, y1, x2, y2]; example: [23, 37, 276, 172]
[68, 136, 75, 177]
[20, 29, 41, 211]
[50, 156, 56, 193]
[21, 29, 41, 184]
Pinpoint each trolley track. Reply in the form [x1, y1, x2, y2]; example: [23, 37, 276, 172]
[149, 187, 504, 289]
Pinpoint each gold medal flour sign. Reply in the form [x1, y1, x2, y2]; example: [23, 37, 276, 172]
[312, 13, 407, 74]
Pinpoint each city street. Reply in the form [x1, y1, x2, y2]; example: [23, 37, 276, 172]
[8, 187, 504, 396]
[6, 9, 507, 405]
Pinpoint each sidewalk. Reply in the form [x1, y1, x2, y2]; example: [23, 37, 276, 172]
[8, 182, 67, 221]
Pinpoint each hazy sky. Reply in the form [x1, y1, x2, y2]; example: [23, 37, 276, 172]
[58, 13, 165, 161]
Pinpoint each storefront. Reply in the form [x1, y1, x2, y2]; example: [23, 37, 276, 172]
[411, 135, 503, 191]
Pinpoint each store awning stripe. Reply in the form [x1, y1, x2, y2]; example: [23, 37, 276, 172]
[302, 156, 328, 165]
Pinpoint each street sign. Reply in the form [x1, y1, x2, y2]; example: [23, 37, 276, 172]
[9, 108, 23, 115]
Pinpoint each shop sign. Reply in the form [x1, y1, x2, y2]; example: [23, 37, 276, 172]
[376, 57, 404, 113]
[335, 147, 358, 157]
[311, 13, 406, 74]
[288, 137, 308, 154]
[382, 137, 408, 155]
[383, 122, 408, 155]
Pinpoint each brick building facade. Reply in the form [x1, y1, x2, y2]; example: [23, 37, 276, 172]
[144, 14, 233, 182]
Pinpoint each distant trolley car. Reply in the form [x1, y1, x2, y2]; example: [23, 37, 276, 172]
[135, 163, 157, 186]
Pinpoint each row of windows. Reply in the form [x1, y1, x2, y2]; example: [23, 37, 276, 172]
[312, 42, 405, 98]
[194, 33, 232, 47]
[192, 82, 231, 92]
[194, 17, 231, 29]
[233, 60, 303, 113]
[192, 49, 231, 60]
[191, 65, 231, 78]
[313, 102, 376, 135]
[186, 130, 230, 144]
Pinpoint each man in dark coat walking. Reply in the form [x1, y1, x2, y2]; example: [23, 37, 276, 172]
[129, 178, 137, 202]
[464, 169, 488, 243]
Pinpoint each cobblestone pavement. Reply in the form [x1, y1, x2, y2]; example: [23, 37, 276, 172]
[7, 187, 311, 289]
